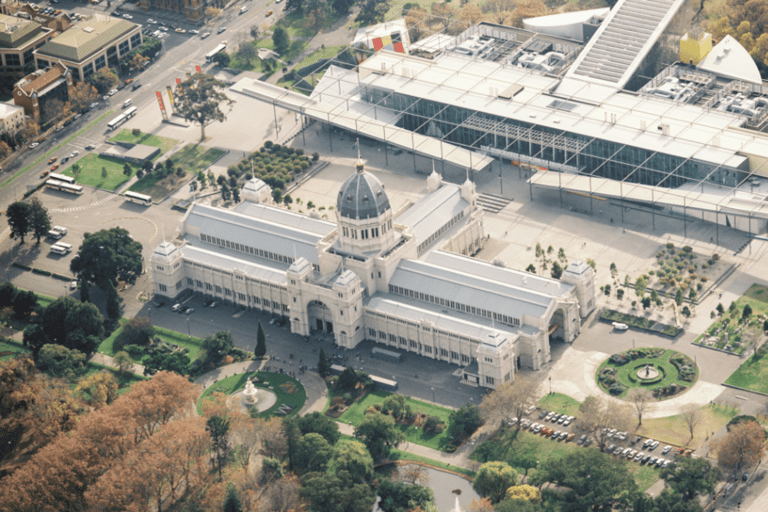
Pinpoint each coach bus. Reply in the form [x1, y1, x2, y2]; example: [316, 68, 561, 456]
[107, 113, 127, 131]
[205, 43, 227, 62]
[124, 106, 138, 119]
[46, 179, 83, 195]
[50, 242, 72, 254]
[49, 172, 75, 184]
[125, 191, 152, 205]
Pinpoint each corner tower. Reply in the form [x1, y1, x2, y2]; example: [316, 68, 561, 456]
[336, 156, 397, 255]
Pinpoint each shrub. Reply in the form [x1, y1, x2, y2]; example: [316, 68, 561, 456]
[312, 152, 319, 161]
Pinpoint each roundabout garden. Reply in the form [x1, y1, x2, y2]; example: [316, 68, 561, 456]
[197, 371, 306, 418]
[596, 348, 698, 400]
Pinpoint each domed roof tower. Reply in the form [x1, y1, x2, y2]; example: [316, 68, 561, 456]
[336, 152, 396, 254]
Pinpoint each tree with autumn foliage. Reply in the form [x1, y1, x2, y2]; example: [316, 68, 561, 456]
[68, 81, 99, 112]
[74, 370, 119, 408]
[716, 420, 766, 478]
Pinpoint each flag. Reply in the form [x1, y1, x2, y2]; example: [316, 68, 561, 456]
[195, 65, 202, 73]
[155, 91, 165, 112]
[166, 85, 175, 107]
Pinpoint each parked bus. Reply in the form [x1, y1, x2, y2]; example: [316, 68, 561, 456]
[46, 179, 83, 194]
[52, 226, 67, 235]
[53, 242, 72, 251]
[49, 172, 75, 184]
[125, 191, 152, 205]
[124, 106, 138, 119]
[205, 43, 227, 62]
[107, 113, 128, 131]
[50, 245, 69, 255]
[48, 229, 63, 239]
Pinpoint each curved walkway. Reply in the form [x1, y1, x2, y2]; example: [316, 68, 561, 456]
[545, 347, 724, 419]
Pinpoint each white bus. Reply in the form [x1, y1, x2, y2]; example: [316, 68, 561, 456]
[46, 179, 83, 195]
[49, 172, 75, 184]
[52, 226, 68, 235]
[125, 191, 152, 205]
[107, 113, 128, 131]
[50, 245, 69, 255]
[53, 242, 72, 251]
[124, 106, 138, 119]
[48, 229, 63, 239]
[205, 43, 227, 62]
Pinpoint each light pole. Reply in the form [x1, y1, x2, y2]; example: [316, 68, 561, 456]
[431, 387, 435, 404]
[549, 376, 552, 395]
[147, 307, 152, 324]
[633, 338, 635, 349]
[186, 317, 191, 339]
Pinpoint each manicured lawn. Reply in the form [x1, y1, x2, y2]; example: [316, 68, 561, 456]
[695, 284, 768, 354]
[725, 346, 768, 393]
[596, 348, 698, 399]
[171, 144, 226, 174]
[62, 154, 134, 190]
[109, 129, 179, 154]
[98, 321, 203, 360]
[0, 338, 30, 360]
[293, 45, 345, 71]
[538, 393, 581, 415]
[197, 371, 306, 418]
[81, 362, 147, 393]
[274, 11, 321, 38]
[636, 403, 738, 449]
[338, 389, 454, 451]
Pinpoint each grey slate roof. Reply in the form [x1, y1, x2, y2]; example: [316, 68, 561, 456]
[233, 202, 335, 236]
[182, 245, 288, 286]
[337, 168, 391, 220]
[184, 204, 326, 264]
[396, 184, 467, 244]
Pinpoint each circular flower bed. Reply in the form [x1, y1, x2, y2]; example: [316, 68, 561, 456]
[596, 347, 698, 400]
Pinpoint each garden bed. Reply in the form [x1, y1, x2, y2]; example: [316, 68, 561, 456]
[693, 284, 768, 354]
[596, 348, 698, 399]
[600, 309, 682, 338]
[197, 371, 306, 417]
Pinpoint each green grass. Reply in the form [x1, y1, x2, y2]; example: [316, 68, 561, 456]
[274, 11, 321, 38]
[81, 361, 147, 394]
[293, 45, 345, 71]
[197, 371, 306, 418]
[109, 129, 179, 154]
[98, 318, 129, 355]
[338, 390, 454, 451]
[636, 403, 738, 449]
[596, 349, 698, 399]
[97, 321, 203, 360]
[538, 393, 581, 415]
[695, 284, 768, 354]
[171, 144, 226, 174]
[0, 110, 114, 189]
[0, 338, 31, 360]
[62, 154, 134, 190]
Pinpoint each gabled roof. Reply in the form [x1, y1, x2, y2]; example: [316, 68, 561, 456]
[396, 184, 467, 246]
[36, 16, 136, 62]
[15, 62, 68, 97]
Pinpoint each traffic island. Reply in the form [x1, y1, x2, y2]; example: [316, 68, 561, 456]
[596, 348, 698, 400]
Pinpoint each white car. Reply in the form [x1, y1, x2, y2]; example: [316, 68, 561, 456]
[661, 445, 672, 454]
[189, 29, 199, 34]
[147, 18, 157, 24]
[122, 13, 133, 19]
[30, 142, 39, 149]
[70, 281, 78, 290]
[108, 89, 118, 96]
[70, 150, 79, 158]
[201, 32, 211, 38]
[612, 322, 628, 330]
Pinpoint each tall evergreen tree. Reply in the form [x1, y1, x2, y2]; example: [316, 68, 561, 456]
[6, 201, 31, 244]
[255, 321, 267, 359]
[318, 347, 330, 377]
[223, 483, 243, 512]
[29, 198, 51, 244]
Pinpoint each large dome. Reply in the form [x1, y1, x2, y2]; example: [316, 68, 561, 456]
[337, 159, 391, 219]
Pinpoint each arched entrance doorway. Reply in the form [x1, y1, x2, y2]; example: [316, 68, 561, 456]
[549, 308, 566, 343]
[307, 300, 333, 334]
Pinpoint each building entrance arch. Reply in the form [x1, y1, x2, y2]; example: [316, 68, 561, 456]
[548, 307, 566, 342]
[307, 300, 333, 333]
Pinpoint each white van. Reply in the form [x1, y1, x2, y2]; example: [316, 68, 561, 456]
[48, 229, 63, 239]
[52, 226, 67, 235]
[123, 99, 132, 108]
[612, 322, 629, 331]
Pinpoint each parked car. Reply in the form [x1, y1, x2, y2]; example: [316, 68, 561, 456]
[175, 27, 186, 33]
[265, 10, 273, 16]
[538, 410, 547, 419]
[84, 145, 95, 151]
[30, 142, 39, 149]
[649, 440, 660, 450]
[642, 454, 651, 464]
[190, 29, 199, 34]
[39, 170, 49, 178]
[171, 303, 183, 312]
[621, 448, 632, 457]
[634, 452, 644, 462]
[662, 460, 671, 468]
[606, 444, 616, 453]
[69, 150, 79, 158]
[184, 307, 194, 315]
[209, 301, 219, 308]
[153, 300, 166, 307]
[50, 163, 60, 171]
[558, 432, 568, 441]
[544, 412, 554, 421]
[566, 433, 576, 442]
[551, 430, 561, 439]
[557, 415, 566, 424]
[613, 447, 623, 455]
[643, 439, 653, 448]
[69, 281, 78, 290]
[661, 445, 671, 454]
[201, 31, 210, 38]
[583, 437, 593, 447]
[48, 156, 58, 164]
[649, 457, 658, 465]
[655, 458, 665, 467]
[627, 450, 637, 459]
[577, 434, 587, 445]
[217, 26, 226, 33]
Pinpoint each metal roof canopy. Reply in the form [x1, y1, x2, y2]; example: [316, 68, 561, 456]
[233, 78, 494, 171]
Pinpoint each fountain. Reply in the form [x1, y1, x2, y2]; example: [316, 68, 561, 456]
[242, 379, 259, 405]
[636, 364, 659, 381]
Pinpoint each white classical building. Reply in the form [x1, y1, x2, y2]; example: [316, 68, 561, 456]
[151, 159, 595, 388]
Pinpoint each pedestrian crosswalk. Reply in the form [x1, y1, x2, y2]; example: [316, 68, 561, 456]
[49, 193, 119, 213]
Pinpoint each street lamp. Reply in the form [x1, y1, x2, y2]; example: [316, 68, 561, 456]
[549, 376, 552, 395]
[186, 317, 191, 339]
[431, 387, 435, 404]
[147, 307, 152, 324]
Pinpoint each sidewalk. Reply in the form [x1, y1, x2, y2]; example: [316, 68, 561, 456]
[89, 352, 146, 375]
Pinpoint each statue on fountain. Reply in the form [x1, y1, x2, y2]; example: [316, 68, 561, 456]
[645, 365, 651, 377]
[242, 379, 259, 405]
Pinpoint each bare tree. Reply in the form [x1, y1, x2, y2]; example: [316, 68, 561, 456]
[479, 377, 539, 431]
[576, 395, 632, 451]
[681, 405, 702, 442]
[627, 388, 653, 426]
[395, 464, 431, 486]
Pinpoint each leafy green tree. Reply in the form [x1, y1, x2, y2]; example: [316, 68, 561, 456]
[298, 411, 340, 445]
[286, 0, 304, 14]
[525, 264, 536, 273]
[223, 483, 243, 512]
[142, 351, 190, 375]
[354, 412, 405, 461]
[447, 403, 483, 444]
[202, 330, 234, 362]
[356, 0, 391, 25]
[12, 289, 38, 320]
[104, 279, 121, 320]
[26, 296, 103, 356]
[122, 317, 154, 347]
[675, 288, 684, 306]
[332, 0, 355, 13]
[123, 163, 132, 177]
[318, 347, 330, 377]
[529, 449, 638, 511]
[381, 394, 410, 420]
[337, 365, 358, 391]
[35, 344, 87, 381]
[232, 185, 240, 203]
[507, 443, 539, 477]
[295, 432, 334, 474]
[255, 320, 267, 358]
[551, 261, 563, 279]
[6, 201, 31, 244]
[328, 439, 374, 483]
[89, 67, 119, 94]
[283, 415, 302, 472]
[174, 73, 234, 140]
[221, 181, 231, 201]
[0, 281, 17, 309]
[495, 499, 543, 512]
[70, 227, 143, 286]
[635, 276, 647, 297]
[472, 461, 519, 503]
[113, 350, 133, 374]
[29, 198, 51, 245]
[646, 489, 704, 512]
[207, 415, 230, 480]
[660, 455, 720, 502]
[300, 470, 376, 512]
[273, 27, 290, 55]
[743, 303, 753, 320]
[272, 188, 283, 204]
[377, 479, 434, 512]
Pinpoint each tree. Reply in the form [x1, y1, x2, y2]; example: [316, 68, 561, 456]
[635, 276, 647, 297]
[660, 455, 720, 502]
[473, 462, 519, 503]
[300, 470, 377, 512]
[681, 405, 702, 441]
[129, 52, 149, 71]
[295, 432, 334, 474]
[272, 188, 283, 204]
[506, 485, 541, 503]
[232, 185, 240, 203]
[69, 81, 99, 112]
[29, 198, 51, 244]
[377, 479, 434, 512]
[743, 303, 753, 320]
[328, 439, 374, 483]
[356, 0, 391, 25]
[550, 261, 563, 279]
[525, 264, 536, 273]
[12, 289, 38, 321]
[35, 344, 87, 381]
[203, 330, 234, 362]
[27, 296, 103, 356]
[529, 449, 638, 511]
[627, 388, 652, 426]
[286, 0, 304, 14]
[143, 351, 191, 375]
[23, 119, 39, 141]
[337, 365, 359, 391]
[717, 303, 725, 315]
[507, 441, 539, 477]
[70, 227, 143, 286]
[298, 411, 340, 445]
[89, 67, 120, 94]
[174, 73, 234, 141]
[6, 201, 31, 244]
[211, 51, 231, 67]
[122, 317, 155, 348]
[354, 411, 405, 461]
[447, 403, 483, 444]
[74, 370, 119, 408]
[123, 163, 132, 177]
[223, 483, 244, 512]
[41, 98, 69, 125]
[273, 27, 290, 55]
[318, 347, 330, 377]
[576, 395, 632, 451]
[304, 0, 330, 32]
[207, 415, 231, 480]
[716, 420, 765, 478]
[0, 140, 10, 159]
[255, 320, 267, 358]
[332, 0, 355, 14]
[113, 350, 133, 375]
[479, 377, 538, 431]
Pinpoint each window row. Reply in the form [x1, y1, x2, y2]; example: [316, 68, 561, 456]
[416, 210, 465, 254]
[201, 233, 296, 266]
[367, 327, 474, 363]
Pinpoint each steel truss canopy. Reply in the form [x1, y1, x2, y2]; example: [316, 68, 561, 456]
[232, 78, 494, 172]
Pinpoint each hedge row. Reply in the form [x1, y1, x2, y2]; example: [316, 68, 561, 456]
[12, 262, 31, 271]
